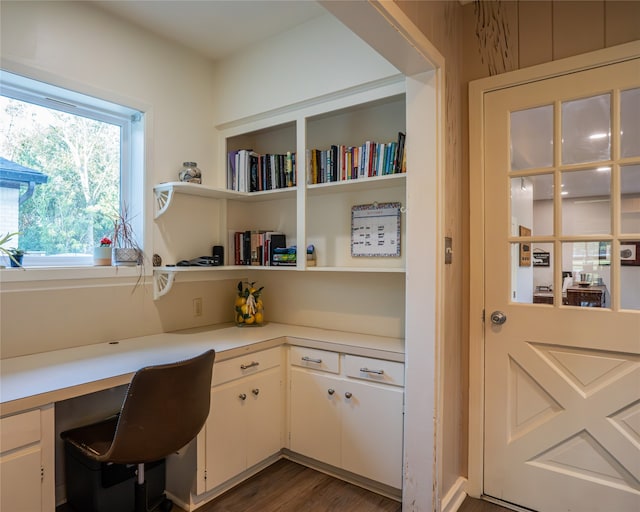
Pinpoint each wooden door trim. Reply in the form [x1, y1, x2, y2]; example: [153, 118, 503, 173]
[467, 40, 640, 499]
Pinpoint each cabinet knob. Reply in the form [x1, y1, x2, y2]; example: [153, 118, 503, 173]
[252, 388, 260, 396]
[345, 392, 353, 399]
[239, 393, 247, 401]
[327, 389, 335, 395]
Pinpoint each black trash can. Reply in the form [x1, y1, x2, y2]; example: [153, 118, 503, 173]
[63, 439, 165, 512]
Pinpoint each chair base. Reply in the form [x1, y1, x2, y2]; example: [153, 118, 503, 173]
[135, 481, 173, 512]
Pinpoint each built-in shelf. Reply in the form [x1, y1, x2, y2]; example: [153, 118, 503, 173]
[153, 182, 297, 218]
[152, 262, 405, 299]
[152, 265, 296, 299]
[154, 83, 407, 299]
[307, 266, 404, 273]
[306, 173, 406, 196]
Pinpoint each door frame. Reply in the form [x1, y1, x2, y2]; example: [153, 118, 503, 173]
[467, 40, 640, 500]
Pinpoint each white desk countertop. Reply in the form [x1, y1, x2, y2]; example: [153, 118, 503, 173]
[0, 322, 404, 416]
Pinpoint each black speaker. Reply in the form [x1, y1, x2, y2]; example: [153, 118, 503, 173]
[212, 245, 224, 266]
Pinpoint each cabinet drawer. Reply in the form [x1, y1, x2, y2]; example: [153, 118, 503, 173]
[212, 347, 281, 387]
[344, 355, 404, 387]
[0, 409, 40, 453]
[289, 346, 339, 374]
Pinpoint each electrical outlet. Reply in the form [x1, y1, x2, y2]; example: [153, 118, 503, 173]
[193, 298, 202, 317]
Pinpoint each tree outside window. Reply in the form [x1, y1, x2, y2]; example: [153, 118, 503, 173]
[1, 89, 127, 266]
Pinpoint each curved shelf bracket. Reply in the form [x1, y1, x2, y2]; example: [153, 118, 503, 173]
[154, 187, 174, 219]
[153, 270, 176, 300]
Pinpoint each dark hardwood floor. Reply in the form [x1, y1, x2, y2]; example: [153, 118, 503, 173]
[57, 458, 513, 512]
[189, 459, 401, 512]
[458, 496, 514, 512]
[187, 459, 513, 512]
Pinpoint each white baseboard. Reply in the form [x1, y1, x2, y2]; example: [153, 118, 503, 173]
[441, 476, 467, 512]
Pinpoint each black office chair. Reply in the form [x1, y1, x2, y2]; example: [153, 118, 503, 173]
[61, 349, 215, 512]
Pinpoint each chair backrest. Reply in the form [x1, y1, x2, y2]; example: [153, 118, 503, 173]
[103, 349, 215, 464]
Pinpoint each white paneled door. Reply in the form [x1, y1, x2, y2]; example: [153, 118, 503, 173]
[484, 57, 640, 511]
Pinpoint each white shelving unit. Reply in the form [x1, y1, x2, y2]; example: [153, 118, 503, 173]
[153, 79, 407, 299]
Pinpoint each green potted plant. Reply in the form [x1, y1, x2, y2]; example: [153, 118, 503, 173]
[8, 247, 25, 267]
[0, 232, 22, 268]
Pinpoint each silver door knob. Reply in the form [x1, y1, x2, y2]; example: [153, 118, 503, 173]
[490, 311, 507, 325]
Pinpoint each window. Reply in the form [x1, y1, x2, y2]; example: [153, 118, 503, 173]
[0, 71, 144, 267]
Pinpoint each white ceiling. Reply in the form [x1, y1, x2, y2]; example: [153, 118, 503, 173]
[93, 0, 327, 61]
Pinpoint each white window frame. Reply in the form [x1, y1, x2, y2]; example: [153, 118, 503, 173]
[0, 70, 145, 274]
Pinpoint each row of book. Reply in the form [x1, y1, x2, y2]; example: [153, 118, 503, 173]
[227, 150, 296, 193]
[307, 132, 406, 184]
[226, 132, 406, 192]
[230, 230, 287, 266]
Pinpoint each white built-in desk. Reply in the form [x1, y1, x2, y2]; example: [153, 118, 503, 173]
[0, 322, 404, 415]
[0, 323, 404, 511]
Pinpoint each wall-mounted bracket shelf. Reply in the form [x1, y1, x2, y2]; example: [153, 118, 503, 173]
[153, 266, 249, 300]
[153, 182, 297, 219]
[153, 268, 176, 299]
[153, 266, 260, 300]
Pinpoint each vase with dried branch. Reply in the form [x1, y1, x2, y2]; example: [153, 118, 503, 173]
[112, 205, 143, 267]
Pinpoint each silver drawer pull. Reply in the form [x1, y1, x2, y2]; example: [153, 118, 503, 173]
[252, 388, 260, 396]
[302, 356, 322, 364]
[240, 361, 259, 370]
[239, 393, 247, 401]
[360, 367, 384, 375]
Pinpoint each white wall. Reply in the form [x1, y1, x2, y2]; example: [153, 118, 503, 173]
[0, 1, 405, 358]
[212, 13, 400, 125]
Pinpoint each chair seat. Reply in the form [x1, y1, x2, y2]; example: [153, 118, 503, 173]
[62, 416, 118, 459]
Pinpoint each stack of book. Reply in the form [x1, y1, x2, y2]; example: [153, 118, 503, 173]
[272, 245, 316, 267]
[227, 150, 296, 192]
[306, 132, 405, 185]
[230, 230, 286, 266]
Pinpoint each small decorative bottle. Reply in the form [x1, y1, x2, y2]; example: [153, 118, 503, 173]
[178, 162, 202, 184]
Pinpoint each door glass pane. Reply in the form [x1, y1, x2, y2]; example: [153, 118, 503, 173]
[621, 164, 640, 234]
[620, 241, 640, 310]
[510, 105, 553, 170]
[510, 241, 533, 304]
[532, 242, 554, 305]
[511, 241, 556, 305]
[562, 94, 611, 164]
[562, 241, 610, 308]
[510, 175, 553, 236]
[621, 88, 640, 158]
[561, 168, 611, 235]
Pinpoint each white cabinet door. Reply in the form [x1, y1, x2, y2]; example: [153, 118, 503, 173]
[289, 368, 341, 468]
[205, 379, 249, 490]
[0, 445, 42, 512]
[205, 367, 283, 491]
[341, 379, 404, 488]
[245, 368, 282, 468]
